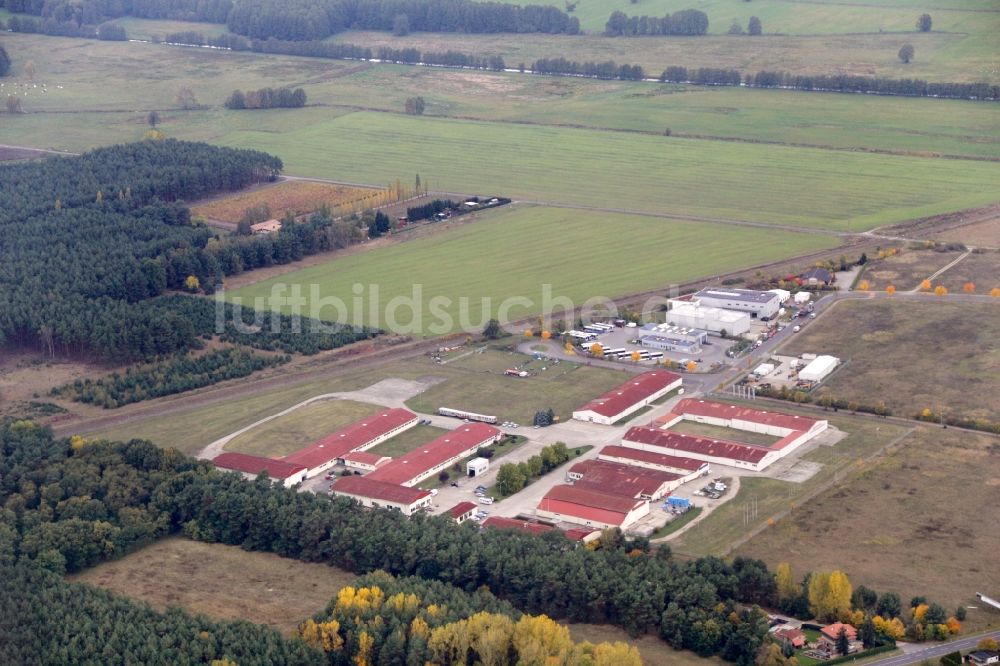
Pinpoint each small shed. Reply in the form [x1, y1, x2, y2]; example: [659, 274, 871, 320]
[794, 292, 811, 304]
[467, 457, 489, 477]
[754, 363, 775, 377]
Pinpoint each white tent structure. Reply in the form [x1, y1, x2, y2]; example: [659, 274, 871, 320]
[799, 355, 839, 382]
[794, 292, 811, 305]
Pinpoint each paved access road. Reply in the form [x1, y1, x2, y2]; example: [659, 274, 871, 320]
[869, 631, 1000, 666]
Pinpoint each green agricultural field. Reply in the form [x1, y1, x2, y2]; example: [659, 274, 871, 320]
[224, 398, 384, 457]
[4, 33, 997, 160]
[224, 205, 840, 335]
[218, 112, 1000, 230]
[318, 67, 1000, 159]
[336, 28, 999, 84]
[497, 0, 999, 35]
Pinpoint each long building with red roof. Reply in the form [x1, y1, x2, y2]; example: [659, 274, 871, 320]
[211, 452, 308, 487]
[536, 485, 649, 530]
[282, 408, 418, 478]
[572, 370, 682, 425]
[598, 445, 710, 480]
[367, 423, 502, 487]
[330, 476, 432, 516]
[658, 398, 826, 439]
[568, 459, 680, 501]
[483, 516, 555, 536]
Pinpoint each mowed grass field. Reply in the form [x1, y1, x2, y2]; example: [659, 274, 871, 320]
[224, 398, 383, 457]
[735, 426, 1000, 619]
[224, 205, 840, 334]
[192, 180, 379, 224]
[404, 348, 631, 425]
[85, 349, 626, 454]
[69, 537, 356, 635]
[781, 300, 1000, 421]
[218, 112, 1000, 230]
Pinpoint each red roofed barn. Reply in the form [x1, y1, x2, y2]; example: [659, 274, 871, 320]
[282, 408, 418, 478]
[212, 452, 308, 488]
[568, 459, 680, 501]
[330, 476, 432, 516]
[572, 370, 682, 425]
[368, 423, 501, 487]
[536, 485, 649, 529]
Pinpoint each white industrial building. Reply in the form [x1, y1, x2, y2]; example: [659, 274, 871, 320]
[639, 324, 708, 353]
[768, 289, 791, 303]
[466, 457, 489, 477]
[794, 291, 811, 305]
[693, 288, 782, 319]
[667, 301, 751, 336]
[798, 355, 839, 382]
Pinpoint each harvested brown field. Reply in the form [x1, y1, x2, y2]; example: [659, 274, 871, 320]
[933, 250, 1000, 294]
[192, 180, 381, 224]
[735, 426, 1000, 628]
[69, 537, 355, 634]
[934, 217, 1000, 249]
[861, 247, 965, 291]
[781, 300, 999, 422]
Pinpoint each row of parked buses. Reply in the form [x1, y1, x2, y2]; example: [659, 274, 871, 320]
[594, 346, 664, 361]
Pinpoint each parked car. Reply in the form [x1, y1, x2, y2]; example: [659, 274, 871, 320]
[450, 482, 459, 488]
[478, 497, 494, 505]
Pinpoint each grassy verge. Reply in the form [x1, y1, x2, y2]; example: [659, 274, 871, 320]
[613, 405, 653, 426]
[224, 398, 383, 457]
[651, 506, 703, 539]
[366, 424, 450, 458]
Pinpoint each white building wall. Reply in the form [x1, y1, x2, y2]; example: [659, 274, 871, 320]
[334, 491, 432, 516]
[573, 378, 681, 426]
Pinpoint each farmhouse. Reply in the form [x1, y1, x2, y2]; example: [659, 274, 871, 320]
[482, 516, 555, 536]
[342, 450, 392, 471]
[211, 452, 308, 488]
[692, 288, 782, 320]
[567, 459, 681, 501]
[282, 408, 419, 478]
[250, 219, 282, 234]
[817, 623, 862, 656]
[774, 627, 806, 649]
[666, 301, 751, 336]
[367, 423, 502, 487]
[572, 370, 682, 425]
[329, 476, 432, 516]
[536, 485, 649, 530]
[801, 267, 834, 285]
[597, 445, 710, 481]
[447, 501, 478, 525]
[967, 650, 1000, 666]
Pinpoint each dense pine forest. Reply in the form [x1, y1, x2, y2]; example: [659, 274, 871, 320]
[0, 141, 377, 363]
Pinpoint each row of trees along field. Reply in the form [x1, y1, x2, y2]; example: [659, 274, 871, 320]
[605, 9, 709, 36]
[0, 421, 958, 664]
[660, 66, 1000, 100]
[223, 86, 307, 109]
[0, 140, 376, 361]
[530, 57, 644, 80]
[50, 348, 290, 408]
[496, 442, 571, 496]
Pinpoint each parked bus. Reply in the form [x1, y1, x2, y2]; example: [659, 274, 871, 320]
[438, 407, 498, 424]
